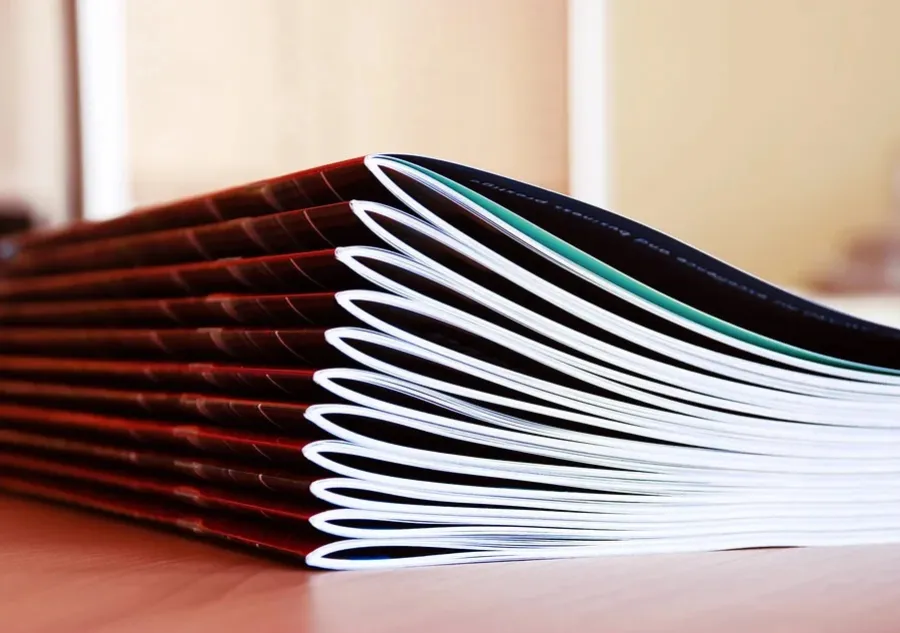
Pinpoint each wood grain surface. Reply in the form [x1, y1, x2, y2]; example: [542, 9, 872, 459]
[2, 493, 900, 633]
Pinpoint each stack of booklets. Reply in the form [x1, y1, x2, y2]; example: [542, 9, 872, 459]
[1, 154, 899, 570]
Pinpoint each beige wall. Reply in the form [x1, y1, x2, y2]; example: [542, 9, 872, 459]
[0, 0, 16, 188]
[0, 0, 70, 225]
[125, 0, 568, 205]
[609, 0, 900, 286]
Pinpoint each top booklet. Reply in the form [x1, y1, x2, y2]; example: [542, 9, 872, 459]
[1, 154, 899, 570]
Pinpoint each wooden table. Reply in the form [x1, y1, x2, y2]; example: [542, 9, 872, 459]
[2, 493, 900, 633]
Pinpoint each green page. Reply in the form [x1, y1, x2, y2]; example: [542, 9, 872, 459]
[388, 157, 897, 375]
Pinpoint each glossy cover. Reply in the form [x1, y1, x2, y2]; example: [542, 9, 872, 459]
[0, 249, 352, 301]
[1, 157, 372, 254]
[1, 202, 378, 277]
[0, 427, 317, 493]
[0, 291, 346, 327]
[0, 402, 313, 464]
[0, 472, 324, 559]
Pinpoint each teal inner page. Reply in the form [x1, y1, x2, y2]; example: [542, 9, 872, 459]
[385, 156, 897, 375]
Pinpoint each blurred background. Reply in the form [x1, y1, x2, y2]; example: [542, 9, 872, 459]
[2, 0, 899, 322]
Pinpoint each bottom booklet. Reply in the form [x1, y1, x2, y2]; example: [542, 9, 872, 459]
[0, 473, 322, 562]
